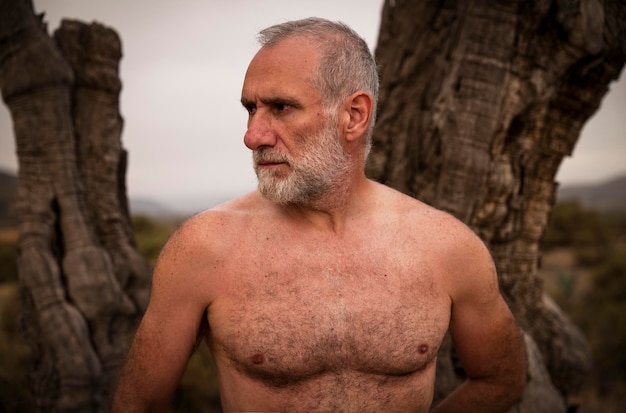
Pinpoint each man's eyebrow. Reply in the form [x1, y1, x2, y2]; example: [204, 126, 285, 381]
[261, 96, 300, 106]
[240, 95, 302, 108]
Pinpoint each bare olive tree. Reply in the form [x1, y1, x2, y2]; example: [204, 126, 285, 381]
[0, 0, 151, 411]
[367, 1, 625, 411]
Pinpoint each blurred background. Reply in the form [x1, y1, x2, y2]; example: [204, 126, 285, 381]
[0, 0, 624, 215]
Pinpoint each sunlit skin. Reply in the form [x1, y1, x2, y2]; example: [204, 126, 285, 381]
[111, 34, 526, 413]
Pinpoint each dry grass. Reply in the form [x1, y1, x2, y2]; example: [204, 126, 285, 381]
[0, 283, 36, 412]
[539, 247, 593, 303]
[539, 245, 626, 413]
[0, 228, 18, 243]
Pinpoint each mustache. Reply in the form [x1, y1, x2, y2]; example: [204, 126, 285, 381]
[253, 149, 292, 165]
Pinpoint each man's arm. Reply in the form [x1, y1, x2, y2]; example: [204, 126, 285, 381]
[431, 226, 526, 413]
[111, 216, 214, 413]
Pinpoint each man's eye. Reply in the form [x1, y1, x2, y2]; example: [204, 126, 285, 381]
[245, 105, 256, 114]
[274, 103, 291, 112]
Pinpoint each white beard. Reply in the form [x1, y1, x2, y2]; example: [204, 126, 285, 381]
[253, 118, 351, 206]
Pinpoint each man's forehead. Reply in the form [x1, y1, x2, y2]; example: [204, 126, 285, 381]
[243, 42, 320, 98]
[240, 78, 323, 109]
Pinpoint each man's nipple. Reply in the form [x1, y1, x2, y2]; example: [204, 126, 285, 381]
[251, 353, 265, 365]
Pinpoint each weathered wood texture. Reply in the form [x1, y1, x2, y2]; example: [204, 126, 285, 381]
[368, 0, 625, 411]
[0, 0, 151, 411]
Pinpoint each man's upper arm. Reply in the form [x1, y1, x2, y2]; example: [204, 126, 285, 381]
[113, 217, 214, 412]
[445, 227, 526, 395]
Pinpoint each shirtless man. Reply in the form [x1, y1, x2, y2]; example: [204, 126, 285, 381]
[112, 17, 526, 413]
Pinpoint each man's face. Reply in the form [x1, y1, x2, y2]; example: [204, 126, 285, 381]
[253, 111, 350, 205]
[241, 38, 351, 206]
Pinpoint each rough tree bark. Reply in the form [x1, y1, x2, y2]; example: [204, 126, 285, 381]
[0, 0, 151, 411]
[367, 0, 625, 411]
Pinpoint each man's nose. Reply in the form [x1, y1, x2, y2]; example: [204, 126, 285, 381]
[244, 114, 277, 150]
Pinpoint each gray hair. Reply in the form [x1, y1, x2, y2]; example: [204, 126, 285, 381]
[257, 17, 379, 154]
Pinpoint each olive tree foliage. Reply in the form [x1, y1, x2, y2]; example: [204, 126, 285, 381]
[0, 0, 151, 411]
[367, 0, 625, 411]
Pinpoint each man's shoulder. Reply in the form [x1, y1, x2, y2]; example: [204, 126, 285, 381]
[373, 182, 479, 243]
[377, 185, 495, 285]
[177, 191, 266, 232]
[211, 190, 267, 212]
[156, 192, 267, 266]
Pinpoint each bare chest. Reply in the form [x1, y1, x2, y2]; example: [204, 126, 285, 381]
[208, 240, 451, 387]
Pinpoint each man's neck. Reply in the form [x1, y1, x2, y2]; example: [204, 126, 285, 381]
[277, 174, 371, 236]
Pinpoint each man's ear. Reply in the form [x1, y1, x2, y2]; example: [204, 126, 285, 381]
[342, 92, 373, 142]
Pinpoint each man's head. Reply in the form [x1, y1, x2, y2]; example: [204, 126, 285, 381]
[257, 17, 379, 153]
[242, 18, 378, 206]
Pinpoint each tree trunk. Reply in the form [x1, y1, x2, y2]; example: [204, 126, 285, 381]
[368, 0, 625, 411]
[0, 0, 151, 411]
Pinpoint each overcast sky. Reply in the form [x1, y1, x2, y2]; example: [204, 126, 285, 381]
[1, 1, 624, 209]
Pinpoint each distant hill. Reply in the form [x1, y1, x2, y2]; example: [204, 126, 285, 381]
[1, 170, 624, 228]
[557, 175, 626, 212]
[129, 197, 181, 218]
[131, 193, 238, 218]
